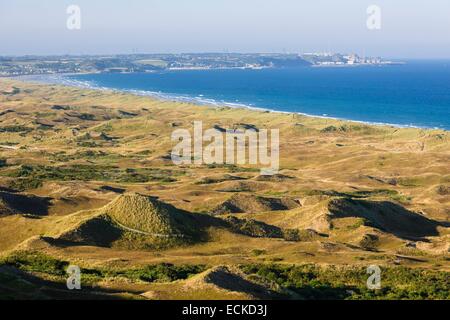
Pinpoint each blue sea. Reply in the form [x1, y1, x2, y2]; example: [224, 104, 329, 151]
[64, 60, 450, 130]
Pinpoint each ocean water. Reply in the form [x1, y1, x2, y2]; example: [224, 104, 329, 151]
[66, 60, 450, 130]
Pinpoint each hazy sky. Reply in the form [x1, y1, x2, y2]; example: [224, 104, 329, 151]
[1, 0, 450, 58]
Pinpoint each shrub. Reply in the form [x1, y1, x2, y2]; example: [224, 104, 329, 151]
[251, 249, 267, 256]
[121, 263, 206, 282]
[282, 229, 300, 241]
[0, 251, 207, 285]
[3, 164, 178, 185]
[359, 234, 379, 251]
[0, 125, 33, 133]
[1, 251, 69, 276]
[79, 113, 96, 121]
[239, 264, 450, 300]
[9, 177, 43, 191]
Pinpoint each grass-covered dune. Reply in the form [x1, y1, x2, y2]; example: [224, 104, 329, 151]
[0, 251, 448, 300]
[0, 78, 448, 300]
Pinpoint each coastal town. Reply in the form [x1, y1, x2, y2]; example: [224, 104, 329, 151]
[302, 52, 403, 67]
[0, 52, 402, 76]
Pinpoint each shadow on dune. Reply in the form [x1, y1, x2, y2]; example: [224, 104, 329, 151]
[206, 269, 282, 299]
[0, 266, 129, 300]
[0, 191, 51, 216]
[328, 198, 445, 240]
[44, 215, 124, 248]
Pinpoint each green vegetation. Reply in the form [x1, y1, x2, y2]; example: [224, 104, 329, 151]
[76, 262, 207, 284]
[94, 123, 113, 132]
[195, 174, 245, 185]
[0, 125, 33, 133]
[321, 124, 380, 135]
[251, 249, 267, 256]
[120, 168, 176, 183]
[47, 150, 125, 162]
[282, 229, 321, 242]
[78, 113, 96, 121]
[0, 251, 206, 285]
[205, 163, 260, 173]
[77, 141, 101, 148]
[2, 251, 69, 276]
[240, 264, 450, 300]
[282, 229, 301, 241]
[306, 188, 398, 198]
[3, 164, 179, 187]
[397, 177, 423, 187]
[9, 177, 43, 191]
[103, 193, 199, 240]
[9, 252, 447, 300]
[0, 158, 7, 167]
[389, 193, 413, 204]
[0, 79, 448, 301]
[346, 218, 367, 230]
[304, 188, 412, 203]
[122, 263, 206, 282]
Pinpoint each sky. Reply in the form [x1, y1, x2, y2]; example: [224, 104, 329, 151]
[1, 0, 450, 58]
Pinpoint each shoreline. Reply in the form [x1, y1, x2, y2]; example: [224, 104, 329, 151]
[10, 73, 448, 132]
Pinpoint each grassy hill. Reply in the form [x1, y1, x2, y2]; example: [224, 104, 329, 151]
[0, 78, 448, 300]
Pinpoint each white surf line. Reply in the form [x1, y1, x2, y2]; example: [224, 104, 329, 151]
[111, 218, 186, 238]
[20, 73, 447, 131]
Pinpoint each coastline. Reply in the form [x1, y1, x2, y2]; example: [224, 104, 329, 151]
[1, 74, 449, 286]
[9, 73, 449, 132]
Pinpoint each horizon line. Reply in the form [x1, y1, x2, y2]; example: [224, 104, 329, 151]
[1, 52, 449, 60]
